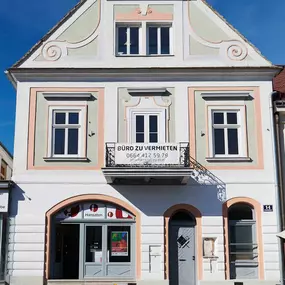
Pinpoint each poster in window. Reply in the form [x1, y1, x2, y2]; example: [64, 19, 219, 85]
[111, 231, 128, 256]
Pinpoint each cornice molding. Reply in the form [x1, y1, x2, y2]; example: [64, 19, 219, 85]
[8, 67, 280, 84]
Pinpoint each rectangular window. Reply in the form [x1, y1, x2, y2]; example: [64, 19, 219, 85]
[147, 26, 170, 55]
[0, 162, 7, 180]
[51, 110, 82, 157]
[211, 110, 242, 156]
[117, 26, 140, 55]
[133, 113, 162, 143]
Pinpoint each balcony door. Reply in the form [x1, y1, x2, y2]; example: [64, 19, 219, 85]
[130, 110, 166, 143]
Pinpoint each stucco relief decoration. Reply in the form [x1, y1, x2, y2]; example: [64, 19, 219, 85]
[42, 41, 68, 61]
[223, 41, 247, 61]
[115, 4, 173, 21]
[41, 0, 101, 61]
[187, 0, 247, 61]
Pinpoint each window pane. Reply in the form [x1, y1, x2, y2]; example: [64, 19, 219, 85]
[227, 112, 238, 124]
[69, 112, 79, 124]
[55, 113, 66, 124]
[54, 129, 65, 154]
[161, 27, 170, 54]
[230, 224, 253, 244]
[148, 27, 158, 54]
[136, 134, 144, 143]
[213, 112, 224, 124]
[68, 129, 79, 155]
[149, 115, 158, 132]
[130, 27, 139, 54]
[228, 128, 239, 155]
[229, 204, 253, 220]
[230, 224, 255, 261]
[214, 129, 225, 154]
[107, 226, 131, 263]
[85, 226, 102, 263]
[118, 27, 127, 54]
[136, 116, 144, 132]
[149, 133, 158, 143]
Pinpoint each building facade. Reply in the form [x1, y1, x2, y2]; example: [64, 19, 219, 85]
[0, 143, 13, 284]
[272, 67, 285, 281]
[6, 0, 282, 285]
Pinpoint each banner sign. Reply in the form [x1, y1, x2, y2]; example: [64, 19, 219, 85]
[111, 231, 128, 256]
[115, 143, 180, 165]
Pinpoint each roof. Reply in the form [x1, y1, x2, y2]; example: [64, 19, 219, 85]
[0, 142, 13, 160]
[11, 0, 87, 68]
[273, 66, 285, 94]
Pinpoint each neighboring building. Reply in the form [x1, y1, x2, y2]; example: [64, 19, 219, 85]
[5, 0, 282, 285]
[0, 143, 13, 284]
[272, 66, 285, 282]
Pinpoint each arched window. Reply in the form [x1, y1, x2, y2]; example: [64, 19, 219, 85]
[228, 203, 258, 279]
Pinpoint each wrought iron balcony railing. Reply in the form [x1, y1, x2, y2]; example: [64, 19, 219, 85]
[105, 142, 190, 168]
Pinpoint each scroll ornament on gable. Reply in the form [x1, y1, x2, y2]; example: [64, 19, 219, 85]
[41, 0, 101, 61]
[187, 0, 248, 61]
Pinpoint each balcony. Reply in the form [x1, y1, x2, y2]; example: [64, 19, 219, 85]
[102, 142, 193, 184]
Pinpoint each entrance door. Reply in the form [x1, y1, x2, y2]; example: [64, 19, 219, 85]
[169, 213, 196, 285]
[62, 224, 80, 279]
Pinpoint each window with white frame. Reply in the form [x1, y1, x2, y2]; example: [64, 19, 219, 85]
[129, 110, 166, 143]
[209, 107, 246, 157]
[147, 25, 171, 55]
[117, 25, 141, 55]
[116, 23, 172, 56]
[49, 108, 85, 157]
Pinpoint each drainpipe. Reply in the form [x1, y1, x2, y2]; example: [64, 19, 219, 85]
[269, 91, 285, 285]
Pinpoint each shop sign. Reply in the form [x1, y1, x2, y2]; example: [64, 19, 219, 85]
[83, 203, 106, 219]
[56, 204, 82, 220]
[0, 190, 9, 213]
[115, 143, 180, 165]
[107, 205, 135, 220]
[111, 231, 128, 256]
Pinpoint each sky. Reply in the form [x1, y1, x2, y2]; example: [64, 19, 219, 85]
[0, 0, 285, 154]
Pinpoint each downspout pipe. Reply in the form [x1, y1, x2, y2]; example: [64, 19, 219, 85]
[270, 90, 285, 285]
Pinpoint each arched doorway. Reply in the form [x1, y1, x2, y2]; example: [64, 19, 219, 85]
[45, 195, 140, 281]
[169, 211, 196, 285]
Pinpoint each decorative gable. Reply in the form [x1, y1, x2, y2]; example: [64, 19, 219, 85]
[14, 0, 271, 69]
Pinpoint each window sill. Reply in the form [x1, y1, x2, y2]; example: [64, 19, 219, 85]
[206, 157, 252, 163]
[43, 157, 89, 162]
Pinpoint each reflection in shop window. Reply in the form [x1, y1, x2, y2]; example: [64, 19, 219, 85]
[85, 226, 103, 263]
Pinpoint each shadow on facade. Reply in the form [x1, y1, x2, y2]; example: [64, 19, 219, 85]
[111, 157, 226, 217]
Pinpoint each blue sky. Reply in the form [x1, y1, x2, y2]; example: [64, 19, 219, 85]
[0, 0, 285, 154]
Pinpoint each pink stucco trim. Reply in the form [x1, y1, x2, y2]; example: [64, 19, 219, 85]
[27, 87, 105, 170]
[188, 86, 264, 170]
[116, 8, 173, 21]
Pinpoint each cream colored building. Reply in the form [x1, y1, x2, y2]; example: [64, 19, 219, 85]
[6, 1, 282, 285]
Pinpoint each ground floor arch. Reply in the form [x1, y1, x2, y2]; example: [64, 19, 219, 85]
[164, 204, 202, 285]
[222, 197, 264, 280]
[45, 194, 141, 281]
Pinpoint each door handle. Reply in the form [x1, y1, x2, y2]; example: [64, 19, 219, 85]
[179, 259, 186, 261]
